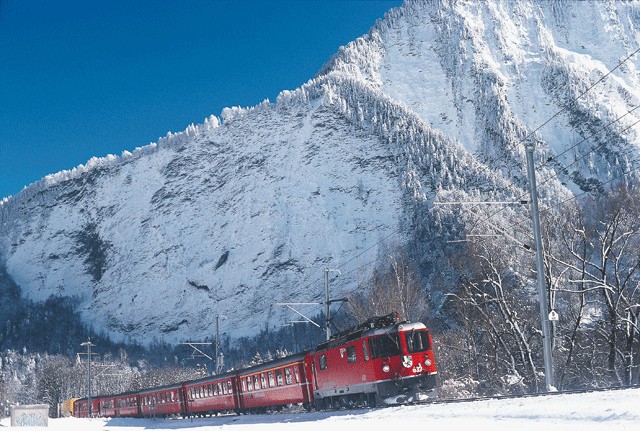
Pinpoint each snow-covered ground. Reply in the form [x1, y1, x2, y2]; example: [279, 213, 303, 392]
[2, 388, 639, 430]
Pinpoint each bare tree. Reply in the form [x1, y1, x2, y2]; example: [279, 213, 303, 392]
[347, 249, 429, 323]
[444, 236, 542, 394]
[549, 183, 640, 386]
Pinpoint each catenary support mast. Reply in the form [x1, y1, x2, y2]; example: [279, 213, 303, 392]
[525, 143, 555, 392]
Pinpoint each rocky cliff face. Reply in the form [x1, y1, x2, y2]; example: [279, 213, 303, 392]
[2, 0, 640, 344]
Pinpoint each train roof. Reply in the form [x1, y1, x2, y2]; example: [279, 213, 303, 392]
[137, 381, 185, 394]
[397, 322, 427, 332]
[314, 313, 429, 352]
[236, 352, 308, 375]
[184, 370, 238, 386]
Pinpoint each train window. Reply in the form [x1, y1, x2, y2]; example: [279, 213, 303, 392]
[369, 334, 401, 358]
[294, 365, 300, 382]
[247, 376, 253, 391]
[207, 384, 212, 397]
[276, 370, 283, 386]
[228, 381, 233, 394]
[242, 378, 247, 392]
[405, 330, 430, 353]
[254, 375, 260, 390]
[171, 392, 175, 402]
[284, 367, 292, 384]
[218, 382, 223, 395]
[347, 345, 357, 364]
[260, 373, 267, 389]
[318, 354, 328, 370]
[363, 340, 370, 361]
[222, 382, 228, 395]
[268, 371, 275, 387]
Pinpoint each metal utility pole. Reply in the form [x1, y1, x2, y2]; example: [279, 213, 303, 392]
[80, 338, 95, 416]
[525, 143, 555, 392]
[276, 269, 346, 339]
[324, 268, 341, 341]
[215, 315, 226, 374]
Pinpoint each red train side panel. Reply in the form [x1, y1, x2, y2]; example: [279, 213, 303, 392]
[183, 371, 238, 416]
[236, 353, 314, 411]
[73, 397, 101, 418]
[99, 392, 139, 418]
[138, 383, 185, 417]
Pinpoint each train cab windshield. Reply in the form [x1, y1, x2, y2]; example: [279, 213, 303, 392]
[368, 334, 401, 358]
[404, 330, 430, 353]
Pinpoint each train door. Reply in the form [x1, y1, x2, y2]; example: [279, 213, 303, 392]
[179, 385, 188, 417]
[306, 353, 318, 404]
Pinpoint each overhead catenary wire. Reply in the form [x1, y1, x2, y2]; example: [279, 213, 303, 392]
[461, 101, 640, 237]
[465, 153, 640, 252]
[480, 46, 640, 171]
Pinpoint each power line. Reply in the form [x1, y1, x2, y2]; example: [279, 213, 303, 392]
[481, 46, 640, 171]
[461, 110, 640, 238]
[521, 47, 640, 148]
[539, 104, 640, 170]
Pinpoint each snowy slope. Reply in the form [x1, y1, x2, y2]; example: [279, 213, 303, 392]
[324, 0, 640, 189]
[4, 388, 640, 430]
[2, 0, 640, 344]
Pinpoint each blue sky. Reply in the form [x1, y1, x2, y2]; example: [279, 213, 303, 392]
[0, 0, 402, 199]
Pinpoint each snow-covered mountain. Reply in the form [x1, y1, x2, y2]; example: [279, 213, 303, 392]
[2, 0, 640, 344]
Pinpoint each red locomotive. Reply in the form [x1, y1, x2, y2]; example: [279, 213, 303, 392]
[72, 312, 437, 418]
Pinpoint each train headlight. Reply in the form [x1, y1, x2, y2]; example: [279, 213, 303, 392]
[382, 364, 390, 373]
[424, 358, 432, 367]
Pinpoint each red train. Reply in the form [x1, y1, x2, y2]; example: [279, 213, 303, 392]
[73, 313, 437, 418]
